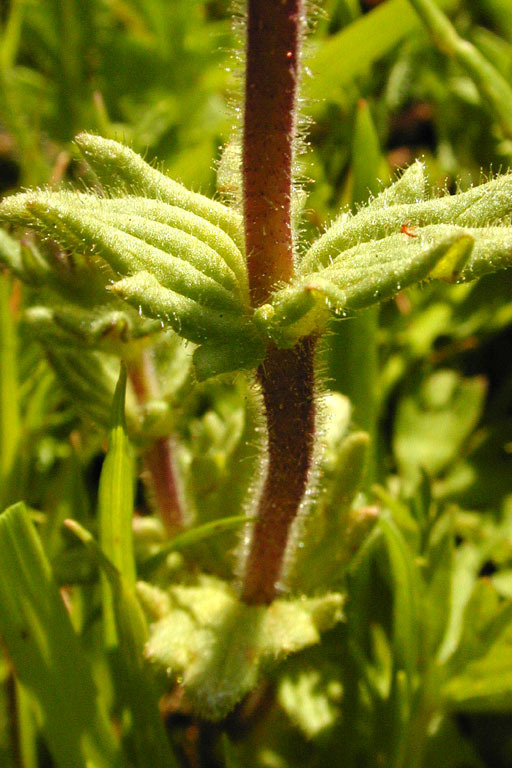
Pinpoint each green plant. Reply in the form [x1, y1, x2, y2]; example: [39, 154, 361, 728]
[2, 0, 512, 766]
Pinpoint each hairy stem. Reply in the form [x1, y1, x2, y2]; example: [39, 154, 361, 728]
[241, 0, 315, 604]
[242, 338, 316, 604]
[243, 0, 302, 307]
[128, 351, 186, 535]
[141, 436, 185, 536]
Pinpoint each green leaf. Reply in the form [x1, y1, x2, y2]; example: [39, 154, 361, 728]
[74, 133, 244, 250]
[192, 336, 266, 380]
[44, 346, 130, 429]
[393, 369, 487, 483]
[181, 379, 261, 576]
[0, 194, 243, 313]
[257, 232, 473, 346]
[65, 520, 178, 768]
[145, 575, 344, 720]
[0, 184, 263, 378]
[443, 622, 512, 712]
[94, 195, 248, 298]
[0, 229, 23, 275]
[327, 99, 383, 474]
[278, 665, 341, 738]
[110, 270, 264, 377]
[380, 515, 422, 682]
[7, 191, 247, 299]
[423, 511, 455, 655]
[302, 171, 512, 274]
[437, 543, 484, 665]
[222, 735, 245, 768]
[23, 304, 159, 350]
[371, 161, 427, 208]
[305, 0, 456, 110]
[422, 717, 485, 768]
[0, 273, 20, 506]
[0, 503, 119, 768]
[98, 365, 136, 646]
[287, 429, 372, 593]
[139, 514, 247, 578]
[445, 577, 512, 675]
[407, 0, 512, 138]
[13, 682, 38, 768]
[350, 99, 388, 207]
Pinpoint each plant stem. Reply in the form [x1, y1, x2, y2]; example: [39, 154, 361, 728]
[241, 0, 315, 604]
[243, 0, 302, 307]
[142, 436, 185, 535]
[242, 338, 316, 604]
[128, 350, 186, 535]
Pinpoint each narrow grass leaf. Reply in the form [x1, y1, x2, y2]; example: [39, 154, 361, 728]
[139, 515, 247, 577]
[305, 0, 456, 110]
[65, 519, 178, 768]
[380, 515, 421, 684]
[407, 0, 512, 138]
[0, 273, 20, 507]
[351, 98, 388, 207]
[98, 365, 136, 647]
[14, 682, 38, 768]
[0, 503, 120, 768]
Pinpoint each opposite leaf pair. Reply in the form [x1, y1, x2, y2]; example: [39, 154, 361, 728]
[3, 134, 512, 382]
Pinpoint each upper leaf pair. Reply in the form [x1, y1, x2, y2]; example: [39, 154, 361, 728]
[3, 135, 512, 380]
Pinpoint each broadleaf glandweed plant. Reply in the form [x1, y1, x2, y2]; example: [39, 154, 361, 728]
[2, 0, 512, 765]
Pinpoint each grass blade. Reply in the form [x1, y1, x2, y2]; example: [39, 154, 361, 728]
[0, 502, 120, 768]
[305, 0, 456, 110]
[98, 364, 136, 647]
[139, 514, 247, 577]
[407, 0, 512, 138]
[65, 519, 179, 768]
[0, 274, 20, 507]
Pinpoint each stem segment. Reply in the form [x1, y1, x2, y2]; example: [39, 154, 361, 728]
[241, 0, 315, 604]
[243, 0, 302, 306]
[128, 351, 185, 535]
[242, 338, 316, 604]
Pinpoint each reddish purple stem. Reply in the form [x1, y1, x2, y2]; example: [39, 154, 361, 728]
[129, 352, 185, 535]
[241, 0, 316, 604]
[242, 338, 316, 604]
[243, 0, 302, 306]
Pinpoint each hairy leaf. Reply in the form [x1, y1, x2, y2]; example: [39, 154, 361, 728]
[74, 133, 244, 249]
[144, 575, 344, 720]
[257, 232, 473, 346]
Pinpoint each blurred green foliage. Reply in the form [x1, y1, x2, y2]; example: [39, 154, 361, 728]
[2, 0, 512, 766]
